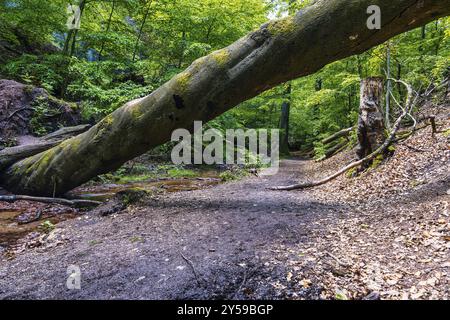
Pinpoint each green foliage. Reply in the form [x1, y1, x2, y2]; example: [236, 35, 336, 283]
[39, 220, 55, 233]
[167, 169, 197, 178]
[0, 0, 448, 159]
[2, 54, 69, 93]
[219, 168, 248, 182]
[29, 96, 53, 136]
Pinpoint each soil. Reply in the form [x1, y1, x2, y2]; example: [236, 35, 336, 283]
[0, 120, 448, 300]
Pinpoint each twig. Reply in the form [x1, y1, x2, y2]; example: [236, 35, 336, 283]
[232, 268, 248, 299]
[171, 225, 180, 235]
[180, 251, 202, 287]
[325, 251, 352, 268]
[403, 144, 426, 153]
[6, 107, 33, 120]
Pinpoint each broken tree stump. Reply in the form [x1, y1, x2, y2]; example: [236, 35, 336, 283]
[356, 77, 386, 164]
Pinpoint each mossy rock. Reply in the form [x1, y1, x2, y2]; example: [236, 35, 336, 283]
[117, 188, 151, 205]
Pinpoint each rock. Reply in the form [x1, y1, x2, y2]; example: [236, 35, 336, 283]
[91, 188, 151, 217]
[363, 292, 381, 300]
[0, 79, 81, 143]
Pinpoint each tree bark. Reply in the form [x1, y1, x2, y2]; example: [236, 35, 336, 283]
[0, 125, 91, 171]
[385, 42, 392, 129]
[321, 127, 353, 144]
[2, 0, 450, 196]
[98, 0, 116, 59]
[67, 0, 86, 57]
[279, 84, 291, 155]
[356, 77, 386, 163]
[132, 1, 152, 62]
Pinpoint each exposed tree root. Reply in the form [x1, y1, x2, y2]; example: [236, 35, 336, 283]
[0, 195, 102, 208]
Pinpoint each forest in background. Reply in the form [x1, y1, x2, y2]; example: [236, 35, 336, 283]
[1, 0, 448, 158]
[0, 0, 449, 301]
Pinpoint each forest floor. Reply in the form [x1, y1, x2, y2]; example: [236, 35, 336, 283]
[0, 117, 448, 300]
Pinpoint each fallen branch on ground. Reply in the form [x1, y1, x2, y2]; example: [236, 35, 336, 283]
[180, 252, 203, 287]
[316, 140, 349, 162]
[0, 195, 102, 208]
[6, 107, 34, 120]
[270, 79, 415, 191]
[41, 124, 91, 141]
[321, 127, 354, 144]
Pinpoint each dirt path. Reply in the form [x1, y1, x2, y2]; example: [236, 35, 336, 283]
[0, 127, 448, 300]
[0, 158, 346, 299]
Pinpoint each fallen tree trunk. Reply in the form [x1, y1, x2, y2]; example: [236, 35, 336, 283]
[316, 140, 349, 162]
[0, 141, 62, 171]
[1, 0, 450, 196]
[321, 127, 353, 145]
[270, 78, 415, 191]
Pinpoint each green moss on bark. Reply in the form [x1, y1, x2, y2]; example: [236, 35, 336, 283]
[210, 49, 230, 67]
[268, 16, 296, 36]
[175, 72, 192, 92]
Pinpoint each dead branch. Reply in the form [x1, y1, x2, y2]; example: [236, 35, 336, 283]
[180, 252, 203, 287]
[316, 140, 349, 162]
[270, 79, 415, 191]
[41, 124, 91, 141]
[321, 127, 354, 144]
[325, 251, 352, 268]
[6, 107, 34, 120]
[0, 195, 102, 208]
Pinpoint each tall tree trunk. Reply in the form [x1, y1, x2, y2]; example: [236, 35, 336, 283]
[67, 0, 86, 57]
[356, 77, 385, 163]
[61, 1, 86, 97]
[397, 62, 403, 100]
[385, 42, 391, 129]
[98, 0, 116, 60]
[279, 84, 291, 155]
[2, 0, 450, 196]
[62, 29, 75, 55]
[132, 1, 152, 62]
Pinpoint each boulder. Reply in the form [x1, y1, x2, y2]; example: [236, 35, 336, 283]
[0, 79, 81, 145]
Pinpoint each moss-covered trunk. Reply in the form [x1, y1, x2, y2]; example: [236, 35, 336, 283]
[2, 0, 450, 196]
